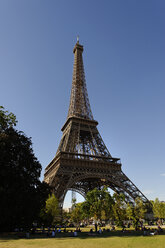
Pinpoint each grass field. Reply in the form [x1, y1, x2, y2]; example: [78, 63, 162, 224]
[1, 233, 165, 248]
[1, 236, 165, 248]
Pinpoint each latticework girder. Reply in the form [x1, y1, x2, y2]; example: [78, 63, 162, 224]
[67, 42, 93, 120]
[56, 118, 112, 159]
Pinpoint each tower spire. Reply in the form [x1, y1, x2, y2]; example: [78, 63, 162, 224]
[67, 41, 93, 120]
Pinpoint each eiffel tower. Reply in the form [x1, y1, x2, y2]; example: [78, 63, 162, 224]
[44, 40, 149, 207]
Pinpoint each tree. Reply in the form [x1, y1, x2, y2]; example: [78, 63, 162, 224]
[153, 198, 165, 223]
[0, 106, 17, 131]
[43, 194, 60, 225]
[112, 193, 127, 226]
[82, 187, 114, 226]
[126, 197, 147, 229]
[62, 209, 71, 226]
[71, 203, 84, 227]
[0, 106, 51, 231]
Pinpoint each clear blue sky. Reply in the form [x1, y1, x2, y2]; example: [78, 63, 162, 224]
[0, 0, 165, 208]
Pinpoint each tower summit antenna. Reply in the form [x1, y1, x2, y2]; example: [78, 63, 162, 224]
[77, 35, 79, 43]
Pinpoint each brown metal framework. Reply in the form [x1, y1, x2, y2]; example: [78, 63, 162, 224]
[44, 41, 149, 206]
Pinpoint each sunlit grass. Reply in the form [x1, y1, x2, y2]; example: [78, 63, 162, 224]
[0, 228, 165, 248]
[0, 232, 165, 248]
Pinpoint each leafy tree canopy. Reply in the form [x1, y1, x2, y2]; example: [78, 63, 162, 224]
[71, 202, 84, 226]
[153, 198, 165, 220]
[112, 193, 127, 226]
[0, 106, 17, 131]
[0, 106, 50, 231]
[40, 194, 60, 226]
[82, 187, 114, 222]
[126, 197, 147, 229]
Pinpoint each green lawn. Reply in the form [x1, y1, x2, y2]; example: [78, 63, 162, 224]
[1, 235, 165, 248]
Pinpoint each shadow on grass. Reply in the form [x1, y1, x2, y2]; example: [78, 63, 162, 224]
[0, 230, 165, 241]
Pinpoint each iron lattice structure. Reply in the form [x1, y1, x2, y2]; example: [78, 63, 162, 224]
[44, 41, 149, 206]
